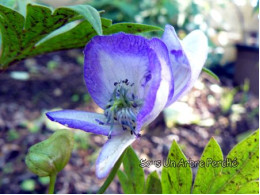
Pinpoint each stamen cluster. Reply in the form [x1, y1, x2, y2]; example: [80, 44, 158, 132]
[103, 79, 143, 138]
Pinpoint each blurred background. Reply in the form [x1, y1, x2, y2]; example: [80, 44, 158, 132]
[0, 0, 259, 193]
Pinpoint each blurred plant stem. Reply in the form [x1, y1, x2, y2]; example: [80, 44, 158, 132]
[48, 174, 57, 194]
[97, 148, 128, 194]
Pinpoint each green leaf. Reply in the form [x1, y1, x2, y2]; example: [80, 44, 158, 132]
[192, 137, 223, 194]
[103, 22, 163, 35]
[35, 21, 79, 46]
[208, 130, 259, 194]
[202, 67, 220, 82]
[117, 170, 135, 194]
[23, 4, 68, 46]
[68, 4, 102, 35]
[146, 171, 162, 194]
[121, 147, 145, 194]
[161, 140, 192, 194]
[30, 18, 111, 56]
[0, 2, 162, 70]
[0, 4, 24, 66]
[236, 181, 259, 194]
[0, 3, 77, 68]
[34, 20, 161, 56]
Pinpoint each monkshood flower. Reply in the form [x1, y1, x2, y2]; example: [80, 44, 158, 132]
[46, 24, 208, 179]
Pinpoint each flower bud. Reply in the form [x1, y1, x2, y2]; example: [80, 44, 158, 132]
[25, 130, 74, 177]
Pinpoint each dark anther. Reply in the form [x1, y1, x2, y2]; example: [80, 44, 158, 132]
[132, 94, 135, 100]
[95, 119, 104, 125]
[108, 134, 112, 139]
[114, 117, 117, 121]
[132, 103, 137, 108]
[136, 133, 141, 138]
[130, 83, 134, 87]
[123, 126, 127, 131]
[125, 79, 129, 85]
[106, 105, 111, 109]
[114, 82, 118, 86]
[131, 130, 141, 138]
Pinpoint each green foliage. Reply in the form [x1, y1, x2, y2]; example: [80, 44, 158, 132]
[83, 94, 91, 103]
[241, 79, 250, 104]
[118, 147, 145, 193]
[74, 130, 90, 150]
[21, 115, 45, 133]
[38, 176, 50, 185]
[161, 140, 192, 194]
[202, 67, 220, 82]
[236, 181, 259, 194]
[20, 179, 36, 191]
[0, 3, 161, 70]
[25, 130, 74, 177]
[90, 0, 179, 27]
[68, 5, 102, 35]
[192, 138, 223, 193]
[117, 170, 135, 194]
[3, 162, 13, 174]
[117, 130, 259, 194]
[71, 94, 80, 102]
[7, 129, 20, 141]
[220, 88, 237, 114]
[236, 130, 254, 143]
[208, 130, 259, 194]
[47, 60, 59, 71]
[145, 171, 162, 194]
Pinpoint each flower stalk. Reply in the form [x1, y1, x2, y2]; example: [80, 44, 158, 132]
[48, 173, 57, 194]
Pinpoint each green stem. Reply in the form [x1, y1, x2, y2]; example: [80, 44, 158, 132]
[48, 173, 57, 194]
[97, 149, 127, 194]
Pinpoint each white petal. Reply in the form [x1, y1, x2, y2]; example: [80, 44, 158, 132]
[180, 30, 208, 95]
[161, 25, 208, 106]
[161, 25, 191, 105]
[96, 132, 136, 179]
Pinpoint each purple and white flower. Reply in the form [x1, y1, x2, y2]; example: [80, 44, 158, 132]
[46, 25, 208, 179]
